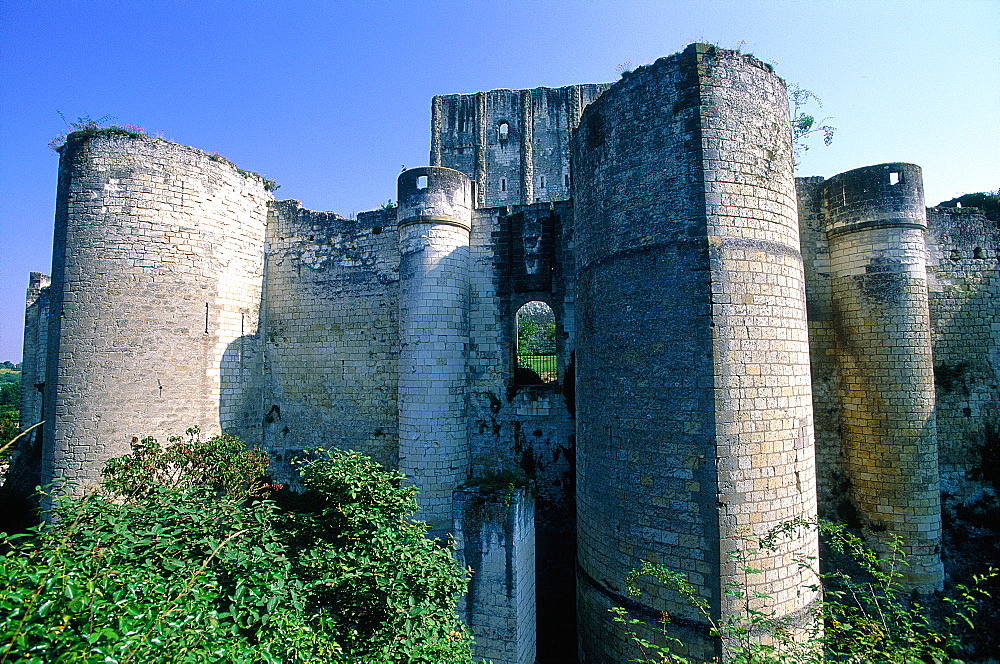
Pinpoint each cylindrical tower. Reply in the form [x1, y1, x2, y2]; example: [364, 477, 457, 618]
[573, 44, 819, 662]
[822, 163, 943, 591]
[396, 167, 472, 535]
[43, 132, 271, 491]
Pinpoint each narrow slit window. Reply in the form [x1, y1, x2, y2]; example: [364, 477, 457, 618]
[564, 174, 570, 187]
[416, 175, 428, 189]
[501, 178, 507, 192]
[540, 175, 546, 189]
[889, 171, 901, 185]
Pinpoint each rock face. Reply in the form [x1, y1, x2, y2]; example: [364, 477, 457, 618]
[16, 43, 998, 664]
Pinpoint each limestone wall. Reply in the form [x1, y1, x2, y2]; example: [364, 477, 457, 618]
[698, 44, 819, 627]
[462, 200, 578, 661]
[453, 488, 536, 664]
[262, 202, 400, 480]
[572, 44, 818, 662]
[797, 178, 846, 517]
[925, 206, 1000, 502]
[43, 132, 271, 490]
[432, 84, 610, 208]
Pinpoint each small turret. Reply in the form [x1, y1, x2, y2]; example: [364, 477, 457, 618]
[396, 167, 473, 535]
[823, 163, 944, 591]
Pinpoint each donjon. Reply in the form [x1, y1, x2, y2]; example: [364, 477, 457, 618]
[15, 44, 999, 662]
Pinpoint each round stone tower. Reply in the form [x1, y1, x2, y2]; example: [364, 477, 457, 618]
[43, 131, 272, 491]
[396, 167, 472, 535]
[572, 44, 819, 661]
[822, 163, 943, 591]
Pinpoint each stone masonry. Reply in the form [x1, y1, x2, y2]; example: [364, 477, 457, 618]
[18, 43, 999, 663]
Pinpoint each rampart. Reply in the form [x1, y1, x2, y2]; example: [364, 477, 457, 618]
[15, 43, 999, 664]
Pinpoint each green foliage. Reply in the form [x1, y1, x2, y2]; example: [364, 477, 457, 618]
[48, 114, 279, 192]
[206, 152, 280, 192]
[789, 85, 835, 165]
[936, 191, 1000, 222]
[0, 379, 19, 454]
[48, 113, 147, 152]
[814, 519, 994, 663]
[613, 518, 996, 664]
[464, 466, 534, 509]
[517, 318, 556, 356]
[0, 381, 19, 409]
[101, 427, 272, 502]
[0, 413, 17, 458]
[0, 437, 473, 663]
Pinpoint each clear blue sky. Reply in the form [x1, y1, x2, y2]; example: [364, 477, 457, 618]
[2, 0, 998, 362]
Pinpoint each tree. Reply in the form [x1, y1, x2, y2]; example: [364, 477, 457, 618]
[0, 432, 474, 663]
[789, 85, 835, 165]
[0, 380, 19, 453]
[937, 191, 1000, 221]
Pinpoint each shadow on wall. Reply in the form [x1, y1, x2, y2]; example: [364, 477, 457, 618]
[219, 332, 264, 447]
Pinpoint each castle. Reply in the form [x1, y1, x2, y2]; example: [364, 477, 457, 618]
[18, 44, 999, 662]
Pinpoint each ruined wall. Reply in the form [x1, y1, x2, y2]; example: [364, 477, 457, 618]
[822, 163, 943, 591]
[925, 206, 1000, 514]
[262, 202, 399, 480]
[43, 132, 271, 490]
[432, 84, 610, 208]
[20, 272, 51, 432]
[463, 199, 578, 662]
[797, 178, 847, 517]
[698, 44, 819, 630]
[572, 44, 818, 662]
[453, 488, 536, 664]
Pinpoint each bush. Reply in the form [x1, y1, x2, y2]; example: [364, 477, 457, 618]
[0, 432, 473, 663]
[613, 518, 997, 664]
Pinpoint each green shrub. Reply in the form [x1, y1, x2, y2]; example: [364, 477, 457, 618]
[0, 434, 473, 663]
[613, 518, 997, 664]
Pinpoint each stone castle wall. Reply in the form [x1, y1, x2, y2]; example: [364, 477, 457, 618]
[433, 84, 610, 208]
[262, 202, 400, 479]
[396, 167, 473, 534]
[42, 133, 272, 490]
[925, 206, 1000, 502]
[20, 272, 51, 432]
[796, 177, 847, 517]
[821, 164, 943, 590]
